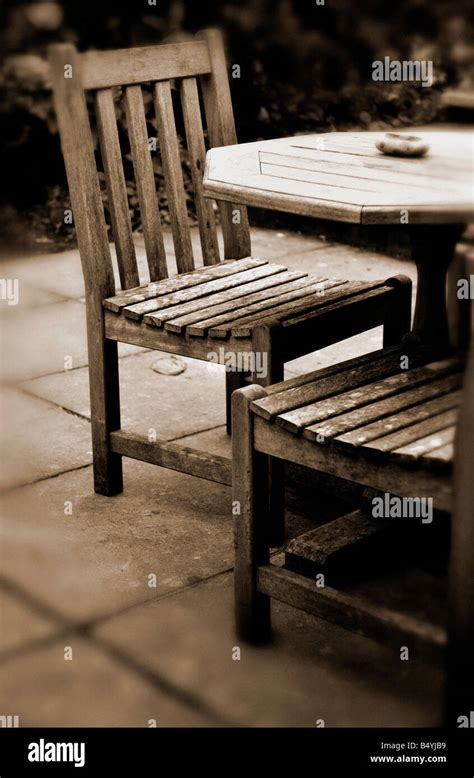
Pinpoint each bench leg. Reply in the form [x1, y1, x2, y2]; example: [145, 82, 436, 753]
[252, 321, 286, 547]
[88, 328, 123, 496]
[225, 369, 248, 435]
[232, 384, 272, 644]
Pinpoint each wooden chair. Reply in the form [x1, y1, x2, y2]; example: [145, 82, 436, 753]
[233, 318, 474, 725]
[48, 30, 411, 511]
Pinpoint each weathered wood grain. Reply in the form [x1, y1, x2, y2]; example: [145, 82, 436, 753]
[81, 41, 212, 89]
[305, 374, 461, 443]
[153, 80, 194, 273]
[204, 131, 474, 225]
[103, 259, 267, 312]
[95, 88, 139, 290]
[180, 77, 220, 266]
[279, 358, 459, 435]
[124, 85, 168, 281]
[198, 29, 251, 258]
[142, 264, 288, 325]
[257, 565, 445, 662]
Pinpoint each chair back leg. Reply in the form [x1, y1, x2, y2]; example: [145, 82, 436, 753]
[251, 321, 286, 547]
[88, 316, 123, 497]
[232, 384, 272, 643]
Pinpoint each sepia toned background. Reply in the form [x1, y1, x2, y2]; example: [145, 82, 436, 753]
[0, 0, 472, 729]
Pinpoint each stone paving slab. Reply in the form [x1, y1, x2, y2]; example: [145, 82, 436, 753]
[286, 327, 384, 377]
[288, 243, 417, 286]
[1, 249, 87, 300]
[174, 424, 350, 534]
[0, 459, 232, 623]
[23, 351, 226, 439]
[0, 226, 426, 728]
[174, 425, 231, 460]
[249, 227, 329, 260]
[96, 573, 442, 728]
[0, 282, 65, 311]
[1, 300, 89, 383]
[0, 301, 144, 384]
[0, 586, 61, 657]
[0, 388, 92, 491]
[0, 637, 217, 727]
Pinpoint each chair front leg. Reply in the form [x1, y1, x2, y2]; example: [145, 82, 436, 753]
[252, 321, 285, 547]
[232, 384, 272, 644]
[225, 369, 248, 435]
[87, 306, 123, 496]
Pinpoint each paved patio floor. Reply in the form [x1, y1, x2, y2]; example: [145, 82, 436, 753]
[1, 226, 444, 728]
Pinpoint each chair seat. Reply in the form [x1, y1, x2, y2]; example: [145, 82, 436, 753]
[103, 257, 379, 340]
[250, 348, 464, 471]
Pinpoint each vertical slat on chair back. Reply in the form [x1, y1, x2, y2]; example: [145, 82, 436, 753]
[123, 84, 168, 281]
[95, 88, 140, 289]
[180, 76, 220, 265]
[153, 80, 194, 273]
[49, 31, 251, 297]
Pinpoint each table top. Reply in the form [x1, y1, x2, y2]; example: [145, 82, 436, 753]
[203, 130, 474, 225]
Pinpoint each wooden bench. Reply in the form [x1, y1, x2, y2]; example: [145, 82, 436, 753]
[233, 329, 474, 725]
[48, 30, 410, 511]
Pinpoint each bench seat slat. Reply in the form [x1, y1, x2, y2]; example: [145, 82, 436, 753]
[141, 264, 289, 324]
[304, 373, 462, 442]
[335, 391, 461, 449]
[160, 272, 311, 332]
[279, 358, 460, 434]
[103, 258, 266, 311]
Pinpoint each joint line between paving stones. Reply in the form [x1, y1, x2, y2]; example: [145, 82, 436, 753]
[92, 633, 242, 728]
[0, 574, 242, 727]
[0, 462, 93, 495]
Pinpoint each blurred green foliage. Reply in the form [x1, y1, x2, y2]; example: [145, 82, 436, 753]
[0, 0, 472, 245]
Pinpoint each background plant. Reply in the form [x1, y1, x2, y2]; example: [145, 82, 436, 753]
[0, 0, 472, 247]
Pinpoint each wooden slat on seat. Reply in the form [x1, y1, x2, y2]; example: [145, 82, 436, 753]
[185, 279, 345, 337]
[252, 347, 463, 471]
[393, 426, 456, 463]
[251, 346, 405, 418]
[80, 41, 212, 90]
[251, 347, 409, 421]
[153, 81, 194, 274]
[124, 85, 168, 282]
[424, 443, 455, 466]
[335, 391, 461, 449]
[95, 88, 139, 290]
[210, 281, 359, 339]
[161, 271, 311, 332]
[227, 280, 393, 338]
[180, 77, 220, 266]
[304, 373, 462, 442]
[103, 258, 267, 312]
[141, 263, 289, 324]
[278, 358, 460, 435]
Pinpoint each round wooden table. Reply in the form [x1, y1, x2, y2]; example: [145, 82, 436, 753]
[203, 130, 474, 352]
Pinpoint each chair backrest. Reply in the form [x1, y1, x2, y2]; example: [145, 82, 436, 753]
[48, 30, 251, 301]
